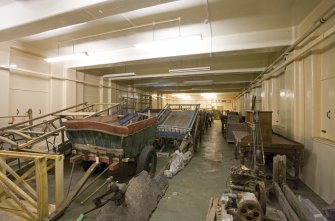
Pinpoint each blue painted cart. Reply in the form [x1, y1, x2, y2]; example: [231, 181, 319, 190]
[155, 104, 200, 152]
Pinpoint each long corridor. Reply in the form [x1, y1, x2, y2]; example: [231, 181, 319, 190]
[151, 120, 238, 221]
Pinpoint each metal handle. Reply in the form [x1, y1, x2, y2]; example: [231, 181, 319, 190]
[327, 110, 331, 119]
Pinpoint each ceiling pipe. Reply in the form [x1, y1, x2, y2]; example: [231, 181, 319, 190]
[237, 4, 335, 98]
[60, 17, 181, 44]
[205, 0, 213, 56]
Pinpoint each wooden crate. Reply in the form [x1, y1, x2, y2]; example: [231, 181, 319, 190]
[245, 110, 272, 142]
[0, 150, 64, 221]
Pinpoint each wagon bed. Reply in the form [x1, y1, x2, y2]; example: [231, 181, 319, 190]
[64, 114, 158, 160]
[157, 104, 200, 139]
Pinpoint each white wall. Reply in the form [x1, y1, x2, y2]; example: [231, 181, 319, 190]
[0, 42, 118, 127]
[235, 2, 335, 203]
[0, 43, 10, 126]
[166, 94, 236, 111]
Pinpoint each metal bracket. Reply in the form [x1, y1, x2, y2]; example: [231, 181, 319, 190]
[327, 110, 331, 119]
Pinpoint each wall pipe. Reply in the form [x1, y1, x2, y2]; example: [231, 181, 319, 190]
[237, 5, 335, 99]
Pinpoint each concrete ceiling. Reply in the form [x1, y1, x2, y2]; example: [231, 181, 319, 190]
[1, 0, 321, 94]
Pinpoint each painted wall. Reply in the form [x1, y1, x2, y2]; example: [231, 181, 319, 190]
[235, 2, 335, 204]
[166, 93, 236, 111]
[0, 43, 115, 127]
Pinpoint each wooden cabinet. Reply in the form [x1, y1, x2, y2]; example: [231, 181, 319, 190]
[320, 77, 335, 140]
[245, 110, 272, 143]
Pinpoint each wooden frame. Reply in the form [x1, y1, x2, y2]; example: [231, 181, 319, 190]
[0, 102, 125, 153]
[233, 132, 303, 187]
[0, 150, 64, 220]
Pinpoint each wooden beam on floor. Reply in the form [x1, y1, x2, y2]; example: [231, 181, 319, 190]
[0, 179, 36, 220]
[46, 162, 98, 221]
[282, 184, 314, 221]
[273, 182, 300, 221]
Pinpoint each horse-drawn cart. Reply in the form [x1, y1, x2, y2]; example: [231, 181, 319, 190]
[156, 104, 201, 152]
[64, 113, 158, 176]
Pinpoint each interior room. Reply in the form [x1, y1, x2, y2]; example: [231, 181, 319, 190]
[0, 0, 334, 220]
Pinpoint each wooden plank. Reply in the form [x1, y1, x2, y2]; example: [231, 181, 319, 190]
[0, 172, 37, 209]
[46, 162, 98, 221]
[273, 155, 287, 186]
[0, 136, 19, 147]
[18, 127, 65, 149]
[108, 161, 120, 171]
[54, 155, 64, 208]
[0, 164, 36, 199]
[0, 102, 87, 131]
[24, 162, 55, 183]
[0, 157, 6, 200]
[273, 182, 300, 221]
[0, 150, 60, 160]
[206, 197, 213, 220]
[5, 130, 32, 140]
[69, 154, 83, 163]
[206, 198, 218, 221]
[35, 157, 49, 220]
[53, 112, 96, 116]
[273, 155, 279, 183]
[282, 184, 314, 221]
[74, 144, 124, 156]
[0, 179, 36, 220]
[0, 160, 37, 198]
[280, 155, 287, 185]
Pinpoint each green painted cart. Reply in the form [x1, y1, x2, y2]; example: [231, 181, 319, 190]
[64, 114, 158, 176]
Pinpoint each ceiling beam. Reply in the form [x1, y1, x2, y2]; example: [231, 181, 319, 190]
[0, 0, 177, 42]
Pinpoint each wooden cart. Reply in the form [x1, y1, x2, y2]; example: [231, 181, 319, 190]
[64, 114, 158, 175]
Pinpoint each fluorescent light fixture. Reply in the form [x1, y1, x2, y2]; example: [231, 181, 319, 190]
[133, 82, 158, 87]
[214, 80, 251, 85]
[45, 52, 89, 63]
[201, 93, 217, 99]
[170, 66, 210, 73]
[171, 93, 191, 99]
[184, 80, 213, 86]
[103, 72, 136, 78]
[191, 88, 214, 91]
[134, 35, 202, 50]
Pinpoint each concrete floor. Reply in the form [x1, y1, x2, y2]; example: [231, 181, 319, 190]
[150, 120, 238, 221]
[56, 120, 328, 221]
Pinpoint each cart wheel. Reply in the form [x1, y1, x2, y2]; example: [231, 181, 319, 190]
[82, 160, 107, 173]
[136, 145, 157, 177]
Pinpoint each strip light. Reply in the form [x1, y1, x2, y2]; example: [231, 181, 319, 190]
[201, 93, 217, 99]
[183, 80, 213, 86]
[103, 72, 136, 78]
[45, 52, 89, 63]
[133, 82, 158, 87]
[169, 66, 210, 73]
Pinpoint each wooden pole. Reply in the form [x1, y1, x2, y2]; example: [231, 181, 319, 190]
[282, 184, 315, 221]
[273, 182, 300, 221]
[35, 157, 49, 220]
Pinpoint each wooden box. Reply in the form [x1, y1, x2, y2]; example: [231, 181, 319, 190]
[245, 110, 272, 143]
